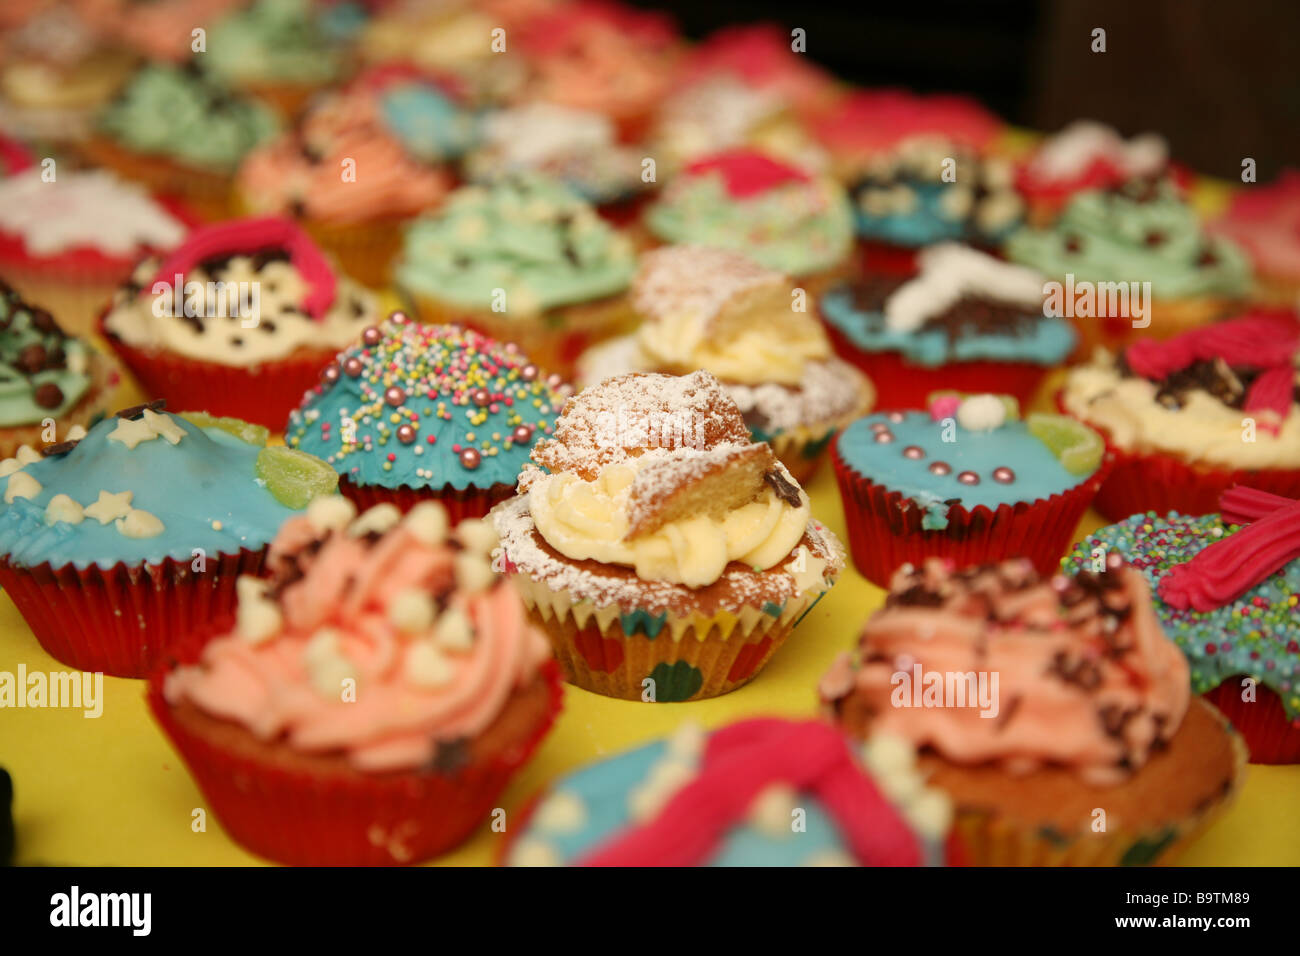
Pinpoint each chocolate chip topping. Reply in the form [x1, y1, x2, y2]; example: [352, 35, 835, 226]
[115, 399, 167, 420]
[763, 468, 802, 508]
[41, 439, 80, 457]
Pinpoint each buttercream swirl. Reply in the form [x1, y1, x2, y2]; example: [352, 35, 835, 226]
[207, 0, 343, 87]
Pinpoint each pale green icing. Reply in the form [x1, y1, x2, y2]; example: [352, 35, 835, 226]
[0, 283, 92, 428]
[98, 65, 280, 172]
[646, 174, 853, 276]
[208, 0, 343, 87]
[394, 175, 636, 315]
[1005, 185, 1252, 299]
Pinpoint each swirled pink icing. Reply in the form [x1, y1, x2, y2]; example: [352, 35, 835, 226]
[812, 89, 1002, 158]
[1209, 170, 1300, 281]
[163, 505, 553, 772]
[818, 558, 1190, 786]
[1159, 492, 1300, 612]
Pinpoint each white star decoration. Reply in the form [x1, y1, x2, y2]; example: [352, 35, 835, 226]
[83, 490, 134, 525]
[142, 409, 187, 445]
[107, 417, 157, 450]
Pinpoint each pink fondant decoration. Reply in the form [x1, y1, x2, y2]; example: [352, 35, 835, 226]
[684, 150, 811, 198]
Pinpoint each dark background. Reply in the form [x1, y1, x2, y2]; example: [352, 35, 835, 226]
[632, 0, 1299, 180]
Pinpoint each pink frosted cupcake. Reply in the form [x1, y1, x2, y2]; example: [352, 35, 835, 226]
[1209, 169, 1300, 304]
[151, 496, 562, 865]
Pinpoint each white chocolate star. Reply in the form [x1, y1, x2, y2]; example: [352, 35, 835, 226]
[65, 425, 87, 441]
[0, 458, 24, 478]
[116, 508, 164, 538]
[45, 493, 84, 525]
[107, 416, 158, 450]
[4, 471, 41, 503]
[15, 445, 41, 464]
[83, 489, 134, 524]
[142, 408, 187, 445]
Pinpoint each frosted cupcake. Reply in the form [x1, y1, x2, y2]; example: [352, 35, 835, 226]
[395, 175, 638, 374]
[286, 318, 569, 520]
[236, 68, 459, 286]
[151, 496, 561, 865]
[0, 167, 187, 334]
[820, 244, 1075, 408]
[100, 217, 382, 428]
[86, 63, 280, 221]
[645, 150, 852, 284]
[820, 557, 1245, 866]
[1006, 179, 1252, 351]
[491, 370, 845, 702]
[578, 245, 874, 482]
[1209, 170, 1300, 304]
[506, 719, 960, 866]
[0, 404, 336, 676]
[1059, 311, 1300, 519]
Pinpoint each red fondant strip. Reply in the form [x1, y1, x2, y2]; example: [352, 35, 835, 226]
[1159, 497, 1300, 611]
[1244, 365, 1296, 432]
[1219, 485, 1297, 526]
[684, 150, 811, 198]
[1125, 312, 1300, 382]
[577, 719, 923, 867]
[147, 216, 337, 319]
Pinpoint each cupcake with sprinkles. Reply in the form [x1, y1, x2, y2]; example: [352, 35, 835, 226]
[0, 401, 337, 676]
[491, 370, 844, 702]
[820, 557, 1245, 865]
[1059, 310, 1300, 520]
[150, 495, 561, 865]
[505, 719, 960, 867]
[832, 393, 1107, 585]
[286, 317, 569, 521]
[820, 244, 1075, 409]
[1066, 487, 1300, 763]
[577, 245, 874, 483]
[100, 216, 383, 429]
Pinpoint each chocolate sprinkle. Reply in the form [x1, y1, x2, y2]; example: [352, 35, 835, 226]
[763, 468, 802, 508]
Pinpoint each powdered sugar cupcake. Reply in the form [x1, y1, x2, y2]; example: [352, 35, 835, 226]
[578, 245, 873, 482]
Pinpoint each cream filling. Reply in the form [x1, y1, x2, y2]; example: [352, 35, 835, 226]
[1064, 362, 1300, 469]
[637, 310, 829, 387]
[528, 459, 812, 588]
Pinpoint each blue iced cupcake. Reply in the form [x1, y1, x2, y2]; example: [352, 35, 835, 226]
[284, 315, 569, 519]
[504, 719, 957, 867]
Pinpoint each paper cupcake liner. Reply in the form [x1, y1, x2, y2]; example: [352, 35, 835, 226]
[0, 548, 266, 678]
[824, 325, 1052, 410]
[942, 702, 1247, 866]
[77, 135, 235, 223]
[98, 308, 335, 430]
[1202, 678, 1300, 764]
[506, 566, 828, 701]
[1053, 390, 1300, 520]
[147, 641, 562, 865]
[832, 436, 1108, 586]
[337, 475, 514, 520]
[0, 352, 118, 459]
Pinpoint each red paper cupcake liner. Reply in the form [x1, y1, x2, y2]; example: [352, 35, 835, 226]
[337, 475, 515, 520]
[832, 435, 1108, 586]
[147, 643, 563, 865]
[98, 308, 334, 430]
[854, 238, 919, 277]
[1052, 390, 1300, 520]
[1202, 678, 1300, 764]
[0, 548, 266, 678]
[824, 324, 1052, 410]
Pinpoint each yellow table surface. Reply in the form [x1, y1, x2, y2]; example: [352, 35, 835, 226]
[5, 367, 1299, 867]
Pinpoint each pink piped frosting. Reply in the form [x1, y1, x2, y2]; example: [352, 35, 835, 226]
[164, 505, 553, 773]
[148, 216, 337, 318]
[683, 149, 811, 198]
[812, 89, 1003, 157]
[1209, 170, 1300, 281]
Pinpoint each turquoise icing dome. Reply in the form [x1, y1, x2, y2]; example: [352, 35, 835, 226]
[285, 318, 568, 491]
[379, 81, 480, 163]
[0, 406, 303, 570]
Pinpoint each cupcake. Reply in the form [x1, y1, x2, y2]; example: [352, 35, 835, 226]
[80, 0, 246, 64]
[644, 150, 853, 285]
[395, 175, 638, 375]
[236, 68, 459, 286]
[491, 370, 845, 702]
[1059, 310, 1300, 519]
[832, 394, 1106, 585]
[820, 557, 1246, 866]
[1065, 490, 1300, 763]
[0, 279, 117, 459]
[1015, 120, 1169, 226]
[505, 718, 960, 866]
[0, 3, 136, 143]
[514, 0, 680, 141]
[463, 103, 650, 220]
[150, 496, 561, 865]
[0, 403, 337, 676]
[0, 167, 188, 334]
[99, 216, 383, 429]
[1005, 179, 1253, 352]
[286, 318, 569, 520]
[577, 245, 874, 483]
[84, 63, 280, 221]
[819, 244, 1076, 409]
[1208, 169, 1300, 304]
[204, 0, 349, 118]
[677, 23, 843, 116]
